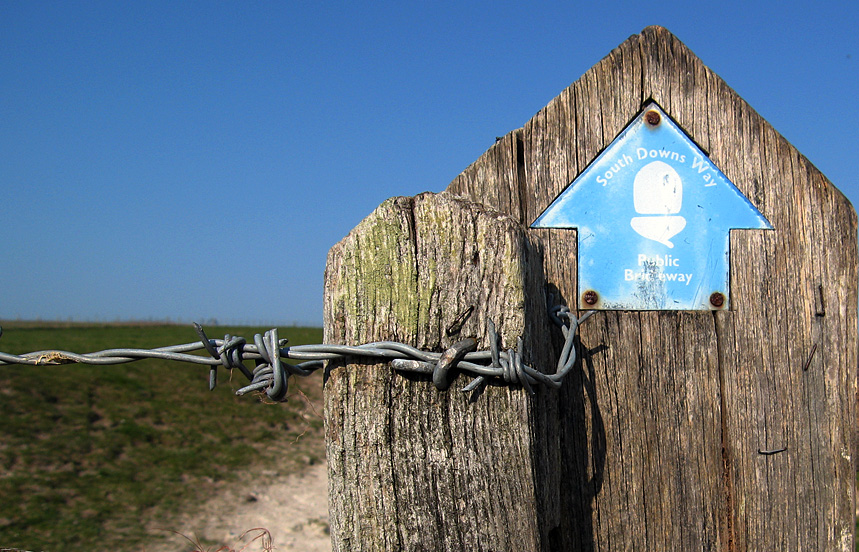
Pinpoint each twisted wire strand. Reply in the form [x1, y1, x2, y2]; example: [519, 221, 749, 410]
[0, 309, 593, 402]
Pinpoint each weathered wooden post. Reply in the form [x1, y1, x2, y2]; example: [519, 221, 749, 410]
[323, 26, 857, 551]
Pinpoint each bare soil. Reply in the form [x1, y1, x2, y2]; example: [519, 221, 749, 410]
[146, 461, 331, 552]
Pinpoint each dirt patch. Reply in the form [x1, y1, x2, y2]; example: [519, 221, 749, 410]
[147, 461, 330, 552]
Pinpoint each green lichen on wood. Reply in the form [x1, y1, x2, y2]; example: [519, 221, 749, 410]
[414, 195, 528, 350]
[333, 197, 422, 342]
[329, 193, 528, 349]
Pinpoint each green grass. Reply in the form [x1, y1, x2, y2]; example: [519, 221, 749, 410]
[0, 322, 325, 551]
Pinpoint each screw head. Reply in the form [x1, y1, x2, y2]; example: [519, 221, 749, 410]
[645, 110, 661, 126]
[583, 290, 599, 306]
[709, 292, 725, 308]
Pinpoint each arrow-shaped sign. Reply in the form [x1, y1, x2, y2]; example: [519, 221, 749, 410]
[532, 102, 772, 310]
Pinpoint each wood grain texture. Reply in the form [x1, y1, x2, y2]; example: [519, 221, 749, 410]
[323, 192, 552, 551]
[441, 25, 857, 551]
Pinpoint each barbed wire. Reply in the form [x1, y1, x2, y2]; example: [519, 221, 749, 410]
[0, 308, 593, 402]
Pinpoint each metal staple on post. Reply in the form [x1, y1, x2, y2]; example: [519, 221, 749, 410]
[0, 307, 593, 401]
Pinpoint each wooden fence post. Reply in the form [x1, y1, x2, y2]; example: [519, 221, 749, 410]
[323, 193, 556, 550]
[323, 26, 857, 551]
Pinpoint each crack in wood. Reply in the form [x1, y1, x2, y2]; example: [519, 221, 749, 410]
[714, 312, 736, 552]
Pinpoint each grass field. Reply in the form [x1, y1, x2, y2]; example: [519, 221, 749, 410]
[0, 322, 325, 551]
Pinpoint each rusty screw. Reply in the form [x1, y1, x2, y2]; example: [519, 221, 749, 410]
[583, 290, 599, 306]
[709, 292, 725, 308]
[645, 110, 661, 126]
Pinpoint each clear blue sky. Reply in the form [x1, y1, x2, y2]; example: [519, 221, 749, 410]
[2, 1, 856, 326]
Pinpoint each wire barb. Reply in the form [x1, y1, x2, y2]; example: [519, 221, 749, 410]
[0, 306, 594, 400]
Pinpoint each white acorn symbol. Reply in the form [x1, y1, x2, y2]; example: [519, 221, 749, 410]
[629, 160, 686, 248]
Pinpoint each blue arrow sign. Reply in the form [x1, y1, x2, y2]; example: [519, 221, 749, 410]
[531, 103, 772, 310]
